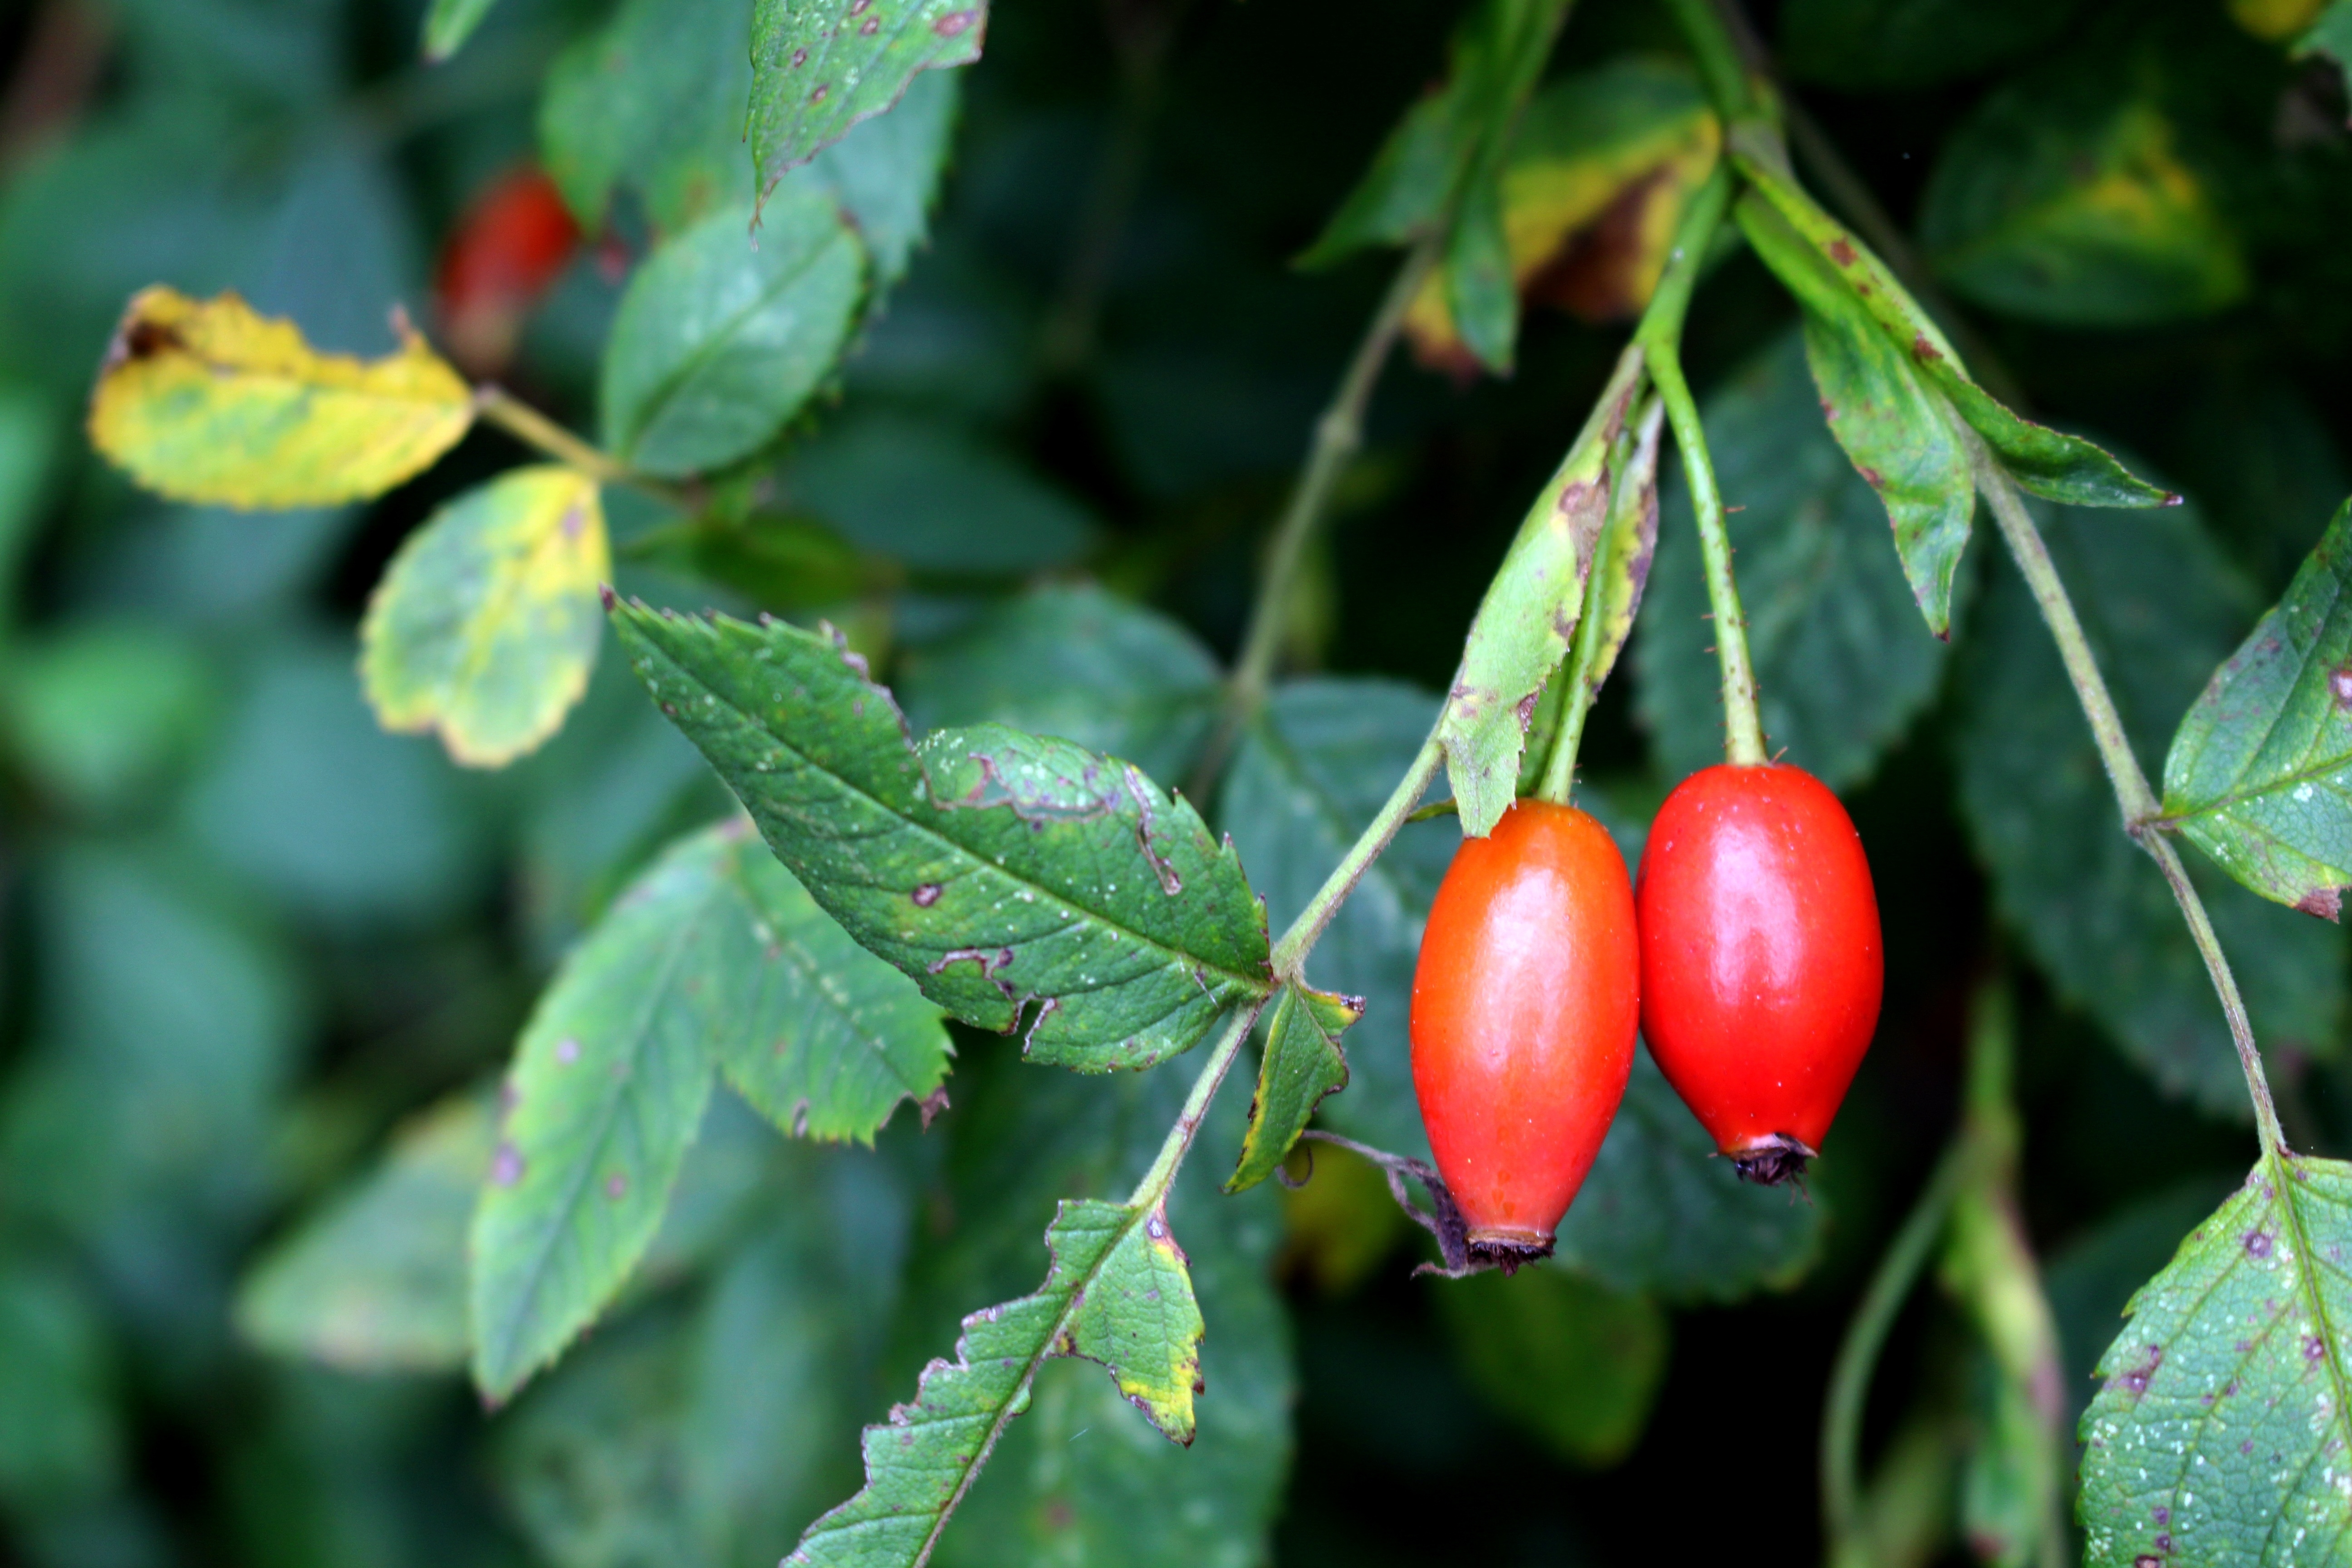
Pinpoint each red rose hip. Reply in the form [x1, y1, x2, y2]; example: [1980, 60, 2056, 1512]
[1636, 763, 1882, 1184]
[1410, 799, 1640, 1261]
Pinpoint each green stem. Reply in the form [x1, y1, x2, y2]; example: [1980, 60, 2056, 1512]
[1821, 1143, 1966, 1557]
[1270, 736, 1446, 976]
[1191, 237, 1441, 797]
[475, 386, 695, 511]
[1970, 446, 2286, 1160]
[1658, 0, 1755, 122]
[1633, 164, 1763, 766]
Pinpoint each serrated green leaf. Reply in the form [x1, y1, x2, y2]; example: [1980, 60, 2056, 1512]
[235, 1091, 491, 1374]
[1956, 492, 2347, 1114]
[1434, 1269, 1668, 1468]
[2163, 500, 2352, 918]
[1550, 1051, 1824, 1301]
[786, 1195, 1203, 1566]
[1732, 145, 2173, 511]
[1738, 192, 1975, 636]
[360, 466, 608, 769]
[1226, 982, 1358, 1194]
[1634, 329, 1950, 790]
[897, 583, 1219, 786]
[2078, 1158, 2352, 1567]
[749, 0, 982, 204]
[1221, 678, 1455, 1158]
[1921, 78, 2247, 327]
[422, 0, 500, 59]
[600, 192, 864, 480]
[470, 818, 949, 1398]
[611, 604, 1271, 1069]
[1440, 346, 1642, 835]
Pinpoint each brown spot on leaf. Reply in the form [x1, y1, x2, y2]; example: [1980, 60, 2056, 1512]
[1827, 237, 1857, 266]
[492, 1143, 524, 1186]
[2245, 1229, 2274, 1258]
[2298, 887, 2343, 922]
[2110, 1343, 2163, 1399]
[1911, 332, 1943, 363]
[911, 882, 942, 907]
[809, 82, 830, 103]
[918, 1087, 951, 1128]
[934, 8, 977, 36]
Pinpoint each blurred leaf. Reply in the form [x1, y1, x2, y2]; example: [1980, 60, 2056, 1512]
[540, 0, 754, 233]
[182, 638, 484, 924]
[1440, 351, 1640, 834]
[1635, 329, 1949, 789]
[2174, 381, 2346, 597]
[1442, 170, 1518, 374]
[1956, 492, 2347, 1115]
[1734, 144, 2174, 511]
[1278, 1140, 1407, 1295]
[896, 583, 1218, 783]
[2239, 0, 2331, 40]
[601, 193, 864, 479]
[1405, 59, 1720, 364]
[886, 1058, 1290, 1568]
[101, 504, 353, 630]
[2, 622, 216, 817]
[236, 1093, 492, 1375]
[801, 71, 961, 291]
[1227, 983, 1358, 1194]
[2296, 3, 2352, 108]
[1738, 194, 1975, 637]
[749, 0, 983, 201]
[784, 412, 1097, 573]
[87, 288, 472, 509]
[470, 817, 947, 1397]
[1550, 1052, 1824, 1301]
[2043, 1177, 2238, 1433]
[612, 605, 1271, 1069]
[1222, 678, 1454, 1158]
[0, 386, 59, 640]
[1921, 83, 2248, 327]
[2077, 1160, 2352, 1567]
[626, 512, 871, 614]
[423, 0, 500, 61]
[2163, 500, 2352, 917]
[1434, 1269, 1668, 1468]
[1779, 0, 2087, 88]
[361, 466, 609, 769]
[0, 1250, 122, 1509]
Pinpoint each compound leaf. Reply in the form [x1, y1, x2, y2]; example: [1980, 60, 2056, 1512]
[87, 287, 472, 508]
[750, 0, 983, 204]
[601, 192, 864, 479]
[360, 465, 609, 769]
[1226, 982, 1358, 1194]
[2078, 1157, 2352, 1567]
[611, 604, 1271, 1071]
[2164, 500, 2352, 918]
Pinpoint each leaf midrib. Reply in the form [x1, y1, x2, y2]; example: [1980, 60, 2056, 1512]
[637, 625, 1272, 1000]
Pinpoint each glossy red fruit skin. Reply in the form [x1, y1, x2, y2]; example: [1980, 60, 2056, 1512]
[1410, 799, 1640, 1253]
[1636, 764, 1882, 1178]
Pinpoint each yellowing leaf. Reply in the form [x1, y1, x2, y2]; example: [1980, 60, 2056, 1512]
[1406, 60, 1719, 371]
[361, 466, 608, 768]
[2230, 0, 2327, 41]
[88, 287, 474, 508]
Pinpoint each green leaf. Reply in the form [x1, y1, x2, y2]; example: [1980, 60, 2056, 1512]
[802, 70, 961, 291]
[1434, 1269, 1669, 1468]
[1226, 982, 1358, 1194]
[1221, 678, 1455, 1158]
[2078, 1157, 2352, 1567]
[1733, 145, 2173, 511]
[2163, 500, 2352, 918]
[1439, 348, 1641, 834]
[786, 1195, 1204, 1566]
[235, 1091, 491, 1375]
[1955, 491, 2347, 1115]
[1550, 1052, 1824, 1301]
[2045, 1177, 2240, 1434]
[784, 412, 1098, 574]
[879, 1056, 1289, 1568]
[600, 192, 865, 479]
[1, 621, 216, 816]
[611, 604, 1271, 1069]
[361, 466, 609, 769]
[2297, 2, 2352, 110]
[422, 0, 499, 59]
[1442, 172, 1518, 374]
[896, 582, 1220, 785]
[0, 1249, 122, 1509]
[0, 384, 58, 642]
[1737, 193, 1975, 637]
[470, 819, 951, 1398]
[1778, 0, 2087, 89]
[1921, 78, 2247, 328]
[1297, 88, 1465, 270]
[1634, 329, 1950, 790]
[749, 0, 983, 203]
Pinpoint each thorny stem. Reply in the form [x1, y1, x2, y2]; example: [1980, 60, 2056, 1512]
[1969, 446, 2287, 1160]
[1634, 163, 1764, 765]
[1191, 236, 1441, 797]
[1820, 1142, 1966, 1558]
[474, 386, 695, 510]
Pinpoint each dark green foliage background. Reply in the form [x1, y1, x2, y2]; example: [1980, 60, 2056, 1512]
[0, 0, 2349, 1565]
